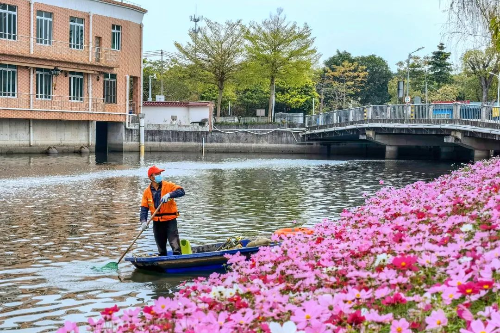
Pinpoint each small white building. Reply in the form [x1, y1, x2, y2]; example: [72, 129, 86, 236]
[142, 101, 214, 130]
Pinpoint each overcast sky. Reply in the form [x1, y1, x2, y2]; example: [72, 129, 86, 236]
[135, 0, 455, 71]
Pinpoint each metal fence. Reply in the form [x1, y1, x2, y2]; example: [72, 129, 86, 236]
[305, 104, 499, 128]
[275, 112, 304, 124]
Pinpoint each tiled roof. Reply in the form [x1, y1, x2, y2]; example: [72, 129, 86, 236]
[143, 101, 213, 107]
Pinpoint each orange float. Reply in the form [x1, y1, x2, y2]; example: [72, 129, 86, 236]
[274, 227, 314, 237]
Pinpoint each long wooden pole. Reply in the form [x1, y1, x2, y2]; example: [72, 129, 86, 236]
[117, 203, 162, 264]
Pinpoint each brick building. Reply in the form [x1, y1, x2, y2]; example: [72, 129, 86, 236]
[0, 0, 146, 153]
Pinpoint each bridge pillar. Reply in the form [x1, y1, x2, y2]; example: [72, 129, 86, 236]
[453, 103, 460, 119]
[385, 146, 398, 159]
[440, 147, 455, 160]
[473, 149, 490, 161]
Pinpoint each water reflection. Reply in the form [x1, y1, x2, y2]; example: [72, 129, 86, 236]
[0, 153, 454, 332]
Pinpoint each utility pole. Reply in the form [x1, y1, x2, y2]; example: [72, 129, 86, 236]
[406, 46, 424, 101]
[160, 50, 164, 96]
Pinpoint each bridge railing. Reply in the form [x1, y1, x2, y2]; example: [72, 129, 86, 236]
[305, 103, 500, 128]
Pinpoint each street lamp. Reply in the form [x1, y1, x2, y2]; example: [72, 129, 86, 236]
[489, 71, 500, 106]
[148, 74, 157, 102]
[406, 47, 424, 101]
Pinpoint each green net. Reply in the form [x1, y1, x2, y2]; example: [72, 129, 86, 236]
[92, 262, 118, 271]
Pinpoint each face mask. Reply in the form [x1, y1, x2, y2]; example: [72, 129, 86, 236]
[154, 175, 162, 183]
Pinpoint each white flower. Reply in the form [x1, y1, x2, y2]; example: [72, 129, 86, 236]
[459, 256, 473, 264]
[460, 224, 473, 232]
[269, 321, 305, 333]
[374, 253, 392, 266]
[209, 286, 226, 299]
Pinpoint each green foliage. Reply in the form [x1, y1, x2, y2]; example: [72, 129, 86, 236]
[324, 61, 368, 109]
[245, 8, 318, 120]
[323, 50, 391, 106]
[428, 84, 459, 102]
[275, 79, 318, 114]
[462, 47, 500, 103]
[175, 19, 246, 118]
[356, 55, 392, 105]
[429, 43, 453, 88]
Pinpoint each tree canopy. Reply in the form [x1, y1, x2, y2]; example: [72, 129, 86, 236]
[245, 8, 318, 121]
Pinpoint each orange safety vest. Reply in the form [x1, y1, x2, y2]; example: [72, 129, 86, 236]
[141, 181, 182, 222]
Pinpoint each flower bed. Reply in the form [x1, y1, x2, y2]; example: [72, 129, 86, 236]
[60, 159, 500, 333]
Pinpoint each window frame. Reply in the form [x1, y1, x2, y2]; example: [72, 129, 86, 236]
[69, 16, 84, 50]
[103, 73, 117, 104]
[69, 72, 84, 102]
[0, 4, 17, 41]
[36, 68, 52, 100]
[0, 64, 17, 98]
[111, 24, 121, 51]
[36, 10, 53, 45]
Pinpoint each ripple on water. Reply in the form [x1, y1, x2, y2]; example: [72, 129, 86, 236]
[0, 153, 454, 331]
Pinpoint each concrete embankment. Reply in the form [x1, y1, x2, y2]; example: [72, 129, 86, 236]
[123, 125, 381, 155]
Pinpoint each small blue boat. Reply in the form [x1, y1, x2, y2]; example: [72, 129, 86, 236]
[125, 239, 270, 274]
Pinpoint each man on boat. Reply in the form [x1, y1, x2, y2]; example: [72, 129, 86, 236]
[140, 166, 185, 256]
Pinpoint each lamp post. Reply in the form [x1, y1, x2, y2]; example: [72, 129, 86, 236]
[489, 71, 500, 106]
[148, 74, 156, 102]
[406, 47, 424, 100]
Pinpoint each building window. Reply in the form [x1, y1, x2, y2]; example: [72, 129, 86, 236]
[111, 24, 121, 50]
[36, 68, 52, 99]
[104, 73, 116, 104]
[0, 4, 17, 40]
[36, 11, 52, 45]
[69, 17, 84, 50]
[0, 64, 16, 97]
[69, 72, 83, 101]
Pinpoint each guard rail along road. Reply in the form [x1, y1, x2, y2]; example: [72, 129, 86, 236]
[304, 103, 500, 160]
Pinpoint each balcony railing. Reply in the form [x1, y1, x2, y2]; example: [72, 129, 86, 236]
[0, 93, 105, 112]
[0, 35, 119, 68]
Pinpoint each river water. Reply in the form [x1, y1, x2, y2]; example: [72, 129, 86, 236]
[0, 152, 454, 332]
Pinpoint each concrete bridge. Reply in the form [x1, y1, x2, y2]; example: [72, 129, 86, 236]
[303, 104, 500, 160]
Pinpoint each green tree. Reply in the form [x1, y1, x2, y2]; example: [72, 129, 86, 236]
[324, 51, 391, 106]
[175, 19, 246, 120]
[462, 47, 500, 103]
[324, 50, 354, 69]
[245, 8, 318, 121]
[429, 43, 453, 88]
[355, 55, 392, 105]
[428, 84, 459, 102]
[275, 79, 318, 114]
[389, 56, 428, 103]
[325, 61, 368, 109]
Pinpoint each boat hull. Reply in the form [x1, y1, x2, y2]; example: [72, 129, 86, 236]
[125, 240, 264, 273]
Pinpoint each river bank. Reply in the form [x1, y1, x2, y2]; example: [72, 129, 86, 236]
[60, 158, 500, 333]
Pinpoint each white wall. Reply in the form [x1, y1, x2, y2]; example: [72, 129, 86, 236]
[189, 107, 210, 123]
[143, 106, 210, 125]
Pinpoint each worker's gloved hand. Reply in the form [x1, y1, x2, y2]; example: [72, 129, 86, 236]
[141, 222, 148, 230]
[161, 193, 170, 203]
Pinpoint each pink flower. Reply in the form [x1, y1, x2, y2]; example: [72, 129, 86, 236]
[390, 318, 411, 333]
[56, 321, 79, 333]
[441, 287, 460, 304]
[460, 319, 497, 333]
[269, 321, 305, 333]
[425, 309, 448, 330]
[392, 256, 418, 271]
